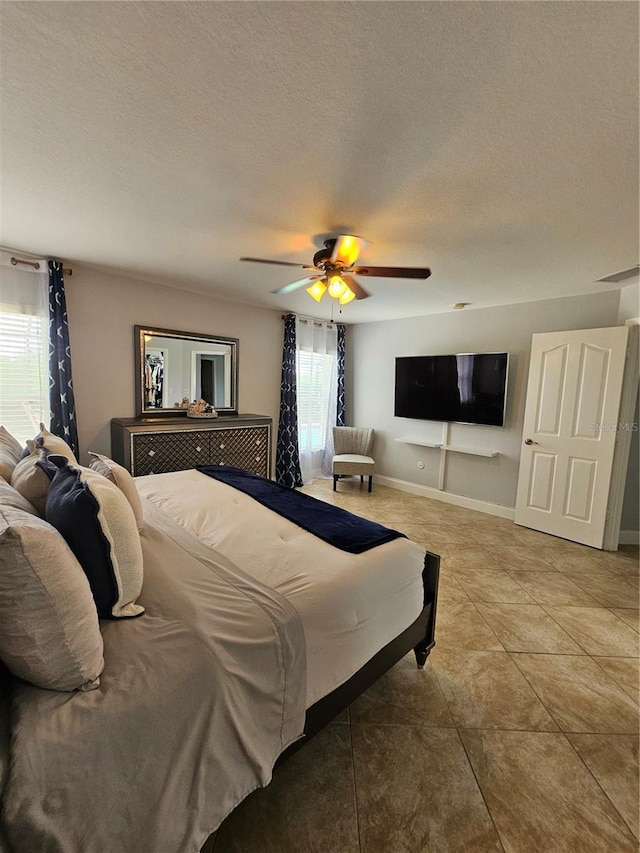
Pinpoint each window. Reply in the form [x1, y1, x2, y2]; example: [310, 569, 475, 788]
[0, 261, 49, 444]
[295, 317, 338, 483]
[297, 348, 335, 452]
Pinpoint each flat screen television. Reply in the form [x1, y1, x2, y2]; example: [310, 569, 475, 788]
[394, 352, 509, 426]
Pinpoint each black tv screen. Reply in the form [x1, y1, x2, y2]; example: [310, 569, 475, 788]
[394, 353, 509, 426]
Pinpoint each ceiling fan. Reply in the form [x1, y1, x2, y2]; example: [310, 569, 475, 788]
[240, 235, 431, 305]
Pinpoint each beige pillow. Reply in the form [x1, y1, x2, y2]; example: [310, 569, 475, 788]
[0, 505, 104, 692]
[34, 422, 77, 463]
[0, 426, 23, 482]
[88, 452, 144, 530]
[0, 476, 39, 516]
[10, 442, 50, 516]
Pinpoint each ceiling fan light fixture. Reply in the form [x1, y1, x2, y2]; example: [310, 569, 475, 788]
[327, 275, 347, 298]
[333, 235, 361, 267]
[306, 280, 327, 302]
[339, 285, 356, 305]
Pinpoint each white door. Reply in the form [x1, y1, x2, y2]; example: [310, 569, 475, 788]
[515, 326, 629, 548]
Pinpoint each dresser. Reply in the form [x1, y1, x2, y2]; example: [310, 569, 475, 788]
[110, 414, 272, 477]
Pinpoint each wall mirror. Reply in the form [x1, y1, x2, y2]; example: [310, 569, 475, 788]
[135, 325, 238, 416]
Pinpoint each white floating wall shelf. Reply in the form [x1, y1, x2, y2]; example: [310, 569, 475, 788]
[395, 423, 499, 493]
[394, 438, 498, 458]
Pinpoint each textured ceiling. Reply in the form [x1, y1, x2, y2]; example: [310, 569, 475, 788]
[1, 1, 638, 322]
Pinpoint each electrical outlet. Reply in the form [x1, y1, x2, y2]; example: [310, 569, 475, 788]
[417, 461, 425, 469]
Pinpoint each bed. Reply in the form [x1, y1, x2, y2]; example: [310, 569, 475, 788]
[0, 461, 439, 853]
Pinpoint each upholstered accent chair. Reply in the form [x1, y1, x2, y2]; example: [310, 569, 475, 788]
[332, 427, 375, 492]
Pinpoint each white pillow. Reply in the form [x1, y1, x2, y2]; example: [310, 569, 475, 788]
[34, 422, 77, 463]
[0, 426, 23, 482]
[88, 452, 144, 530]
[45, 458, 145, 619]
[0, 505, 104, 692]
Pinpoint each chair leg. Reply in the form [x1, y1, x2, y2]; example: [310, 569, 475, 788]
[368, 475, 373, 493]
[333, 474, 338, 492]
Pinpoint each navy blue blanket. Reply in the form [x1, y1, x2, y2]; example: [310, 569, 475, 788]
[196, 466, 406, 554]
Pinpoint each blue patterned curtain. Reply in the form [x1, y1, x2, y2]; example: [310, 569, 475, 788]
[48, 261, 79, 457]
[336, 323, 346, 426]
[275, 314, 303, 488]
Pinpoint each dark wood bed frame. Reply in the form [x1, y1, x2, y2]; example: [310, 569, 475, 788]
[201, 550, 440, 852]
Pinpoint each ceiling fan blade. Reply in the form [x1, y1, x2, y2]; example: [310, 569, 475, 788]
[240, 256, 315, 269]
[351, 265, 431, 279]
[271, 275, 322, 295]
[341, 274, 370, 300]
[329, 235, 366, 267]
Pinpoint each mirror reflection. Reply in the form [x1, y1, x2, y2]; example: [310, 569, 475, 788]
[135, 326, 238, 416]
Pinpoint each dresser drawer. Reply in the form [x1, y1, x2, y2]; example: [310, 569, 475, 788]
[131, 430, 211, 475]
[208, 426, 270, 477]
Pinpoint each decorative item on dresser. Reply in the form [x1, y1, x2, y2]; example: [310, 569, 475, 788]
[110, 414, 272, 477]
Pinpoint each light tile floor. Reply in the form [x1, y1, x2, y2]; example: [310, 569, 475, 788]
[213, 480, 639, 852]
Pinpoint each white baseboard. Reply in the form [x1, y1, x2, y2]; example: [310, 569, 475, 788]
[377, 475, 638, 547]
[375, 474, 515, 520]
[618, 530, 640, 545]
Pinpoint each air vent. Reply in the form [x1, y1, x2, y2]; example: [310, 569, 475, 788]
[595, 265, 639, 283]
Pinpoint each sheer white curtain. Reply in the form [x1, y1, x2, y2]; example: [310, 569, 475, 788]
[296, 316, 338, 484]
[0, 253, 49, 443]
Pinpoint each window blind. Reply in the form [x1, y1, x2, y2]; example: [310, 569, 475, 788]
[0, 255, 50, 445]
[297, 349, 335, 452]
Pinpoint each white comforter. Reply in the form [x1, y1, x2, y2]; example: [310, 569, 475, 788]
[136, 469, 426, 706]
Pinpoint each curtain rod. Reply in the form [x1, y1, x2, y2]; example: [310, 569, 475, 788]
[10, 256, 73, 277]
[281, 314, 342, 328]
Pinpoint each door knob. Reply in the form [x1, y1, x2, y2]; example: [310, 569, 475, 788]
[524, 438, 539, 445]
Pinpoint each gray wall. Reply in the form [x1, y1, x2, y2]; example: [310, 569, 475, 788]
[65, 266, 283, 465]
[617, 282, 640, 535]
[620, 397, 639, 534]
[349, 291, 621, 509]
[618, 282, 639, 323]
[63, 268, 636, 533]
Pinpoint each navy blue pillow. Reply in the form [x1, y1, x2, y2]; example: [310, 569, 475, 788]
[43, 457, 145, 620]
[36, 450, 62, 480]
[45, 464, 116, 617]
